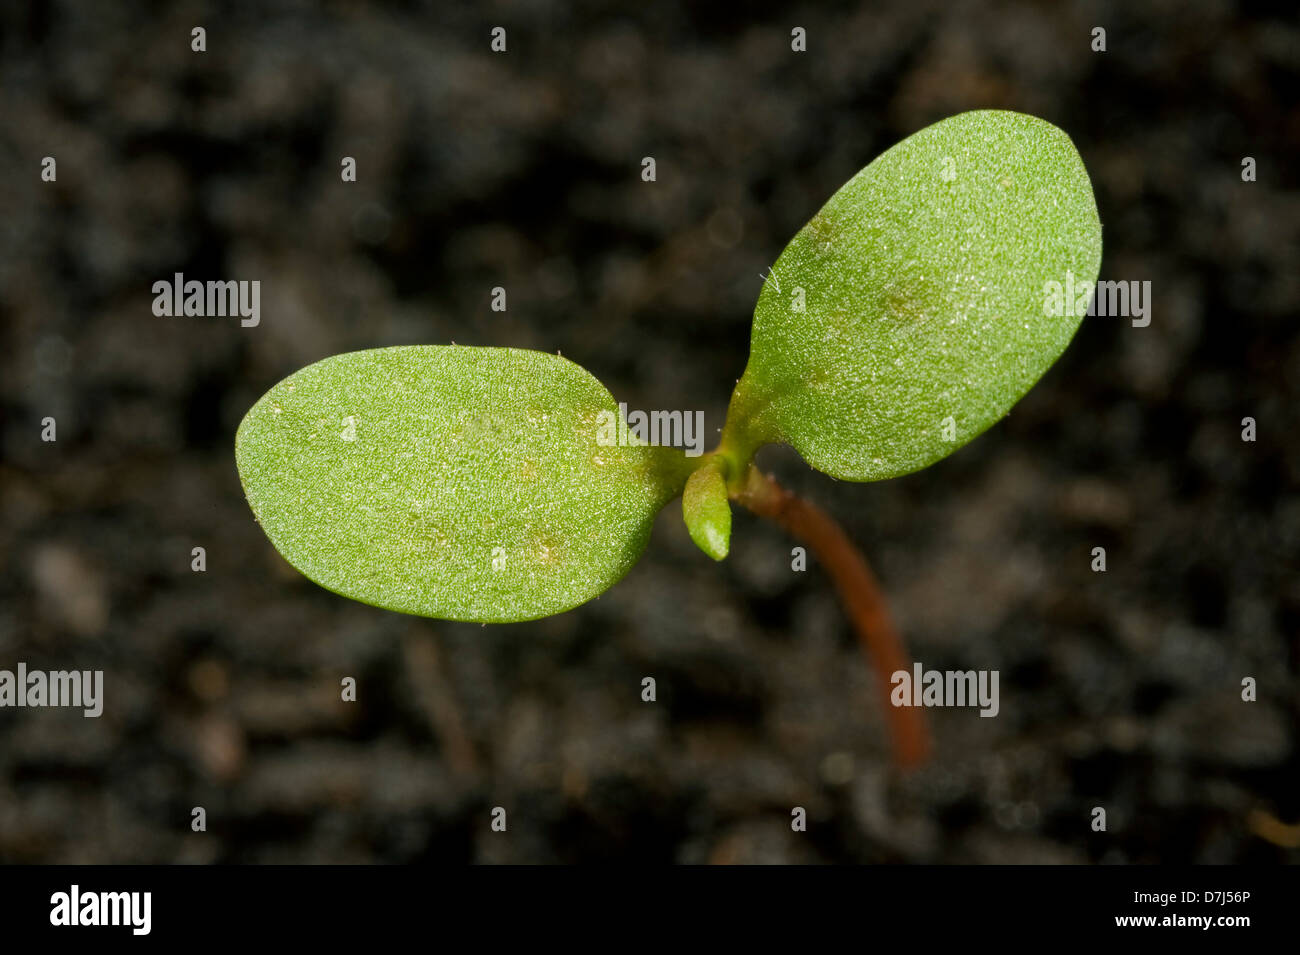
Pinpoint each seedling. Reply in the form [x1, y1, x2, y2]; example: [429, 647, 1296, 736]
[236, 110, 1101, 765]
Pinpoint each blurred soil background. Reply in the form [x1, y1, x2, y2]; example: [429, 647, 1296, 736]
[0, 0, 1297, 862]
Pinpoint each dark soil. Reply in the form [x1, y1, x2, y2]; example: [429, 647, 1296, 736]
[0, 0, 1296, 863]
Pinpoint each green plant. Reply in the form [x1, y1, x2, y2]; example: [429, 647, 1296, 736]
[236, 110, 1101, 764]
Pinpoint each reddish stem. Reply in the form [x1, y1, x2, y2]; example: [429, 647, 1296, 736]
[735, 467, 930, 768]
